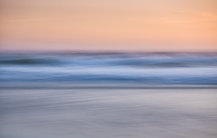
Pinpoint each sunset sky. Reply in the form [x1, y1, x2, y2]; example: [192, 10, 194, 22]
[0, 0, 217, 51]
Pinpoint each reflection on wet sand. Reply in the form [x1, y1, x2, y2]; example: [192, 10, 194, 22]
[1, 88, 217, 138]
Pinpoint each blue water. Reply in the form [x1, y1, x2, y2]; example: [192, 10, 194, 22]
[0, 52, 217, 85]
[1, 53, 217, 138]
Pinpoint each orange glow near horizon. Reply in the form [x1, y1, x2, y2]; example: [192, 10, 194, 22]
[0, 0, 217, 51]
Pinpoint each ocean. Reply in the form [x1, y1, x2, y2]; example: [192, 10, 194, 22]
[0, 52, 217, 138]
[0, 52, 217, 87]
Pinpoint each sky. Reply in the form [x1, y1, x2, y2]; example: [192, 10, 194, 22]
[0, 0, 217, 52]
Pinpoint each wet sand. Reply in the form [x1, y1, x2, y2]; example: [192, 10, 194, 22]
[0, 88, 217, 138]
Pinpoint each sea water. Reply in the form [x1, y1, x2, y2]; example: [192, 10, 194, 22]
[0, 52, 217, 86]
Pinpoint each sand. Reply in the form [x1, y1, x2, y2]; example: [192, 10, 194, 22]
[0, 88, 217, 138]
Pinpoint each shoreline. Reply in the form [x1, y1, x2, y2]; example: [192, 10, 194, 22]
[1, 83, 217, 89]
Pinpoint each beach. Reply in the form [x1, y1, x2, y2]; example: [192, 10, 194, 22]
[1, 88, 217, 138]
[1, 0, 217, 137]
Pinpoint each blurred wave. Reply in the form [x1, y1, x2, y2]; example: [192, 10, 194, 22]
[0, 52, 217, 85]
